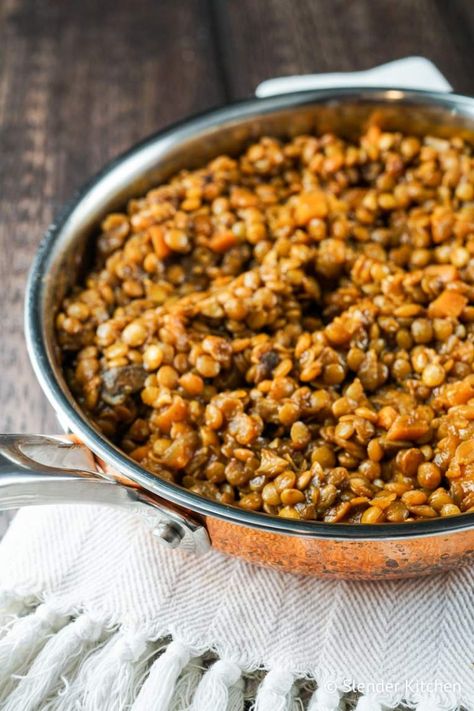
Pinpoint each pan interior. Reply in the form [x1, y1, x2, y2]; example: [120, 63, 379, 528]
[26, 88, 474, 539]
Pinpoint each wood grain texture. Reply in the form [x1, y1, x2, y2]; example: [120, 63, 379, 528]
[1, 0, 473, 438]
[215, 0, 474, 98]
[0, 0, 224, 435]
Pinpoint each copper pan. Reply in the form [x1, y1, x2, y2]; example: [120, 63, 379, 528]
[3, 89, 474, 579]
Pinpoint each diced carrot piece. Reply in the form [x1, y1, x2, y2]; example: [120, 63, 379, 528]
[452, 405, 474, 420]
[454, 440, 474, 465]
[428, 290, 468, 318]
[155, 397, 188, 433]
[294, 190, 328, 225]
[386, 415, 430, 441]
[209, 231, 238, 253]
[149, 225, 172, 260]
[446, 380, 474, 406]
[377, 406, 398, 430]
[431, 214, 454, 244]
[424, 265, 458, 282]
[130, 445, 150, 462]
[230, 187, 258, 208]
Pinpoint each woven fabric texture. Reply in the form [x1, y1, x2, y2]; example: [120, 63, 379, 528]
[0, 505, 472, 710]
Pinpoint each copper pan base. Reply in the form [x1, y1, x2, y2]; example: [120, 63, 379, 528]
[98, 452, 474, 579]
[206, 517, 474, 579]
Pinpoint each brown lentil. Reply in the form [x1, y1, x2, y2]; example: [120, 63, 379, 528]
[417, 462, 442, 489]
[361, 506, 385, 524]
[57, 127, 474, 523]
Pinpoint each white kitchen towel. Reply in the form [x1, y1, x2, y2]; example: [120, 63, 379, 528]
[0, 504, 473, 711]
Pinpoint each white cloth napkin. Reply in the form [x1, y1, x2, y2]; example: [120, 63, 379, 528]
[0, 504, 473, 711]
[1, 58, 472, 711]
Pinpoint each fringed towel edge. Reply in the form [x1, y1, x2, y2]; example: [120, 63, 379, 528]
[0, 591, 469, 711]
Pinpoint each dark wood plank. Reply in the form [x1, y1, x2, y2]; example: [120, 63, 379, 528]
[0, 0, 473, 433]
[2, 0, 473, 437]
[215, 0, 474, 98]
[0, 0, 224, 434]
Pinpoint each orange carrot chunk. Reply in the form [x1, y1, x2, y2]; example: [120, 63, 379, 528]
[445, 380, 474, 406]
[424, 264, 458, 282]
[386, 415, 430, 441]
[209, 231, 238, 253]
[294, 190, 328, 225]
[149, 225, 172, 260]
[454, 440, 474, 465]
[428, 290, 468, 318]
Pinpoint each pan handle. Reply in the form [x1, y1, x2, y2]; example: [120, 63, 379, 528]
[0, 434, 210, 555]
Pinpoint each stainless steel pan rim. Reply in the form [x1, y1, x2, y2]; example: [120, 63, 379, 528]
[25, 86, 474, 541]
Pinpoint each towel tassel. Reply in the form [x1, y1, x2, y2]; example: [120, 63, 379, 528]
[51, 627, 150, 711]
[416, 699, 453, 711]
[254, 668, 295, 711]
[190, 658, 242, 711]
[0, 591, 33, 628]
[132, 638, 194, 711]
[355, 695, 384, 711]
[169, 656, 204, 711]
[308, 682, 341, 710]
[2, 613, 103, 711]
[227, 675, 245, 711]
[0, 602, 69, 700]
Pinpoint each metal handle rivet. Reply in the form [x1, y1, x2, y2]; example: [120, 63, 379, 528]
[153, 521, 184, 549]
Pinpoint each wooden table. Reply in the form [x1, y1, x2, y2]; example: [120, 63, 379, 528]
[1, 0, 474, 439]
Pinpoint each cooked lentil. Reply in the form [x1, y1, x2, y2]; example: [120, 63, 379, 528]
[57, 126, 474, 523]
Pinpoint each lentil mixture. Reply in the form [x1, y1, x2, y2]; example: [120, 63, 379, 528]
[56, 126, 474, 524]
